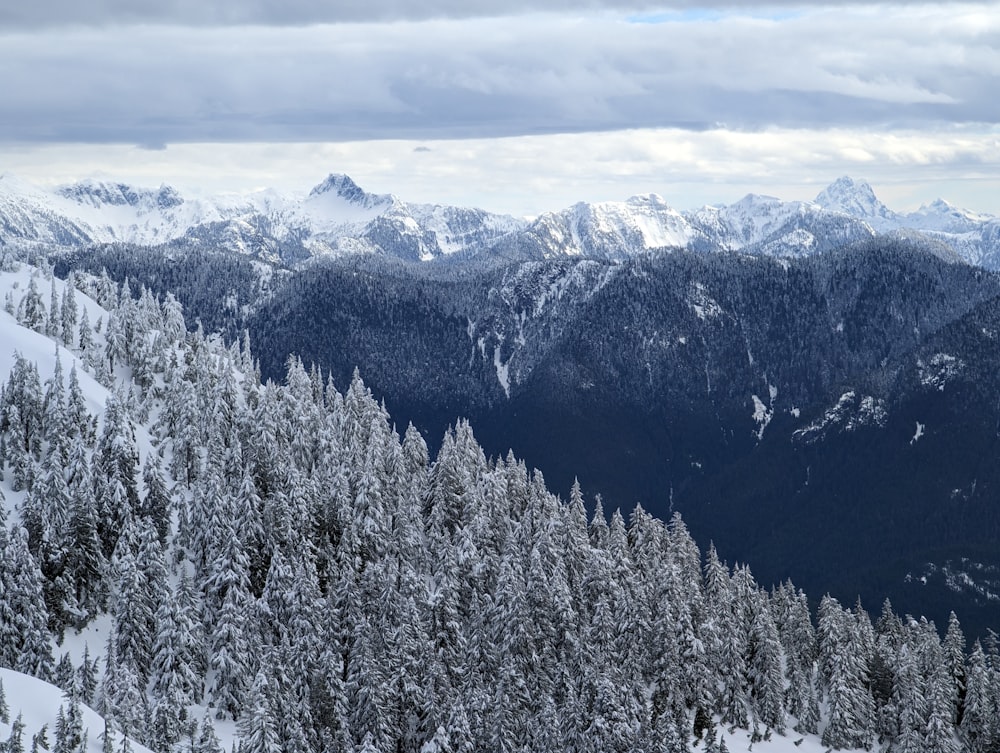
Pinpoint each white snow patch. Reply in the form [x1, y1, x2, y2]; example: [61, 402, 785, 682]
[752, 394, 773, 440]
[793, 390, 888, 444]
[918, 352, 964, 391]
[689, 281, 723, 320]
[0, 668, 153, 753]
[911, 421, 925, 445]
[493, 345, 510, 398]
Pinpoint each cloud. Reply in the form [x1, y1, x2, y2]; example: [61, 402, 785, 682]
[3, 127, 999, 217]
[0, 5, 996, 148]
[0, 0, 977, 29]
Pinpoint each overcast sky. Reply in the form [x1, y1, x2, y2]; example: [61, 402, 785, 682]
[1, 1, 998, 216]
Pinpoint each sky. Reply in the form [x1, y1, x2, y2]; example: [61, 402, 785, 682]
[1, 1, 998, 217]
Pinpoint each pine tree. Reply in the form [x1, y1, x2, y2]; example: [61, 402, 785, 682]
[7, 526, 55, 680]
[65, 365, 92, 446]
[78, 306, 95, 367]
[194, 713, 224, 753]
[925, 660, 960, 753]
[47, 277, 62, 340]
[94, 390, 141, 555]
[960, 640, 993, 753]
[17, 275, 46, 332]
[77, 644, 99, 706]
[109, 538, 155, 683]
[61, 274, 78, 348]
[7, 713, 26, 753]
[0, 677, 8, 723]
[65, 442, 107, 622]
[54, 653, 76, 696]
[747, 601, 785, 733]
[237, 671, 281, 753]
[52, 698, 84, 753]
[820, 596, 874, 750]
[207, 561, 252, 719]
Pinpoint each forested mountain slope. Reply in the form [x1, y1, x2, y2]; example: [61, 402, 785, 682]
[0, 257, 992, 753]
[45, 237, 1000, 636]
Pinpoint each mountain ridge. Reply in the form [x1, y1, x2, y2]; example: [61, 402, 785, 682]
[2, 173, 998, 269]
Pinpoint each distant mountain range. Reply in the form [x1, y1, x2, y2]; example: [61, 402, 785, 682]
[3, 173, 999, 267]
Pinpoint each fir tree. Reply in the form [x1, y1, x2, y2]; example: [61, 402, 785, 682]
[0, 677, 8, 724]
[61, 274, 78, 348]
[237, 671, 281, 753]
[7, 713, 26, 753]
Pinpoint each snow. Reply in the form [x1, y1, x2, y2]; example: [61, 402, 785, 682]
[689, 282, 723, 320]
[0, 267, 110, 417]
[493, 345, 510, 398]
[0, 173, 525, 263]
[0, 668, 153, 753]
[917, 353, 964, 391]
[718, 723, 868, 753]
[793, 390, 888, 444]
[911, 421, 925, 445]
[751, 394, 772, 440]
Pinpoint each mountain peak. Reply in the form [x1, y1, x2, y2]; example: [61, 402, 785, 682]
[814, 176, 891, 220]
[57, 179, 184, 210]
[308, 173, 369, 202]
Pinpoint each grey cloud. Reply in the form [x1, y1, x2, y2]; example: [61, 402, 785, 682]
[0, 0, 976, 29]
[0, 9, 997, 146]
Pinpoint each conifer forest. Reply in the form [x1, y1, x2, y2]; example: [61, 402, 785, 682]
[0, 259, 996, 753]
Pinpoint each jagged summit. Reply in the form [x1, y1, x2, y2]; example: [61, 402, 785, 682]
[308, 173, 375, 203]
[57, 179, 184, 210]
[814, 176, 896, 223]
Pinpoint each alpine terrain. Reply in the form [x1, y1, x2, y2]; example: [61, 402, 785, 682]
[0, 175, 999, 752]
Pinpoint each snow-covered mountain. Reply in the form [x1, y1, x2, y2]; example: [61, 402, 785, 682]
[482, 175, 998, 264]
[2, 173, 998, 269]
[0, 173, 527, 264]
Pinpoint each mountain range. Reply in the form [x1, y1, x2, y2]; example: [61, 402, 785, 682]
[11, 170, 1000, 635]
[3, 173, 999, 268]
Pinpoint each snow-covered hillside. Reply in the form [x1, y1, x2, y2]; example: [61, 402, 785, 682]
[0, 668, 154, 753]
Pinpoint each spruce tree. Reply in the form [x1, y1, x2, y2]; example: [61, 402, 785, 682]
[0, 677, 8, 723]
[7, 713, 26, 753]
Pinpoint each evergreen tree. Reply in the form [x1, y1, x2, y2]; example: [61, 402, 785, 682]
[7, 713, 26, 753]
[819, 596, 874, 750]
[6, 526, 55, 680]
[61, 274, 79, 348]
[17, 275, 46, 332]
[47, 277, 62, 340]
[237, 671, 281, 753]
[77, 644, 99, 707]
[141, 454, 172, 545]
[194, 713, 224, 753]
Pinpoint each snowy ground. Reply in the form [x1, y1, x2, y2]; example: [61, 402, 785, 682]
[0, 667, 153, 753]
